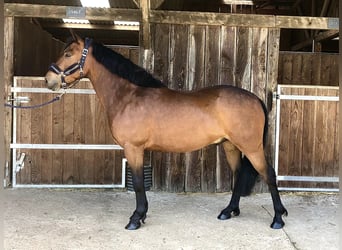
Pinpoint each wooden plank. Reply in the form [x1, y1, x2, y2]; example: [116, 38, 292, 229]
[184, 151, 201, 192]
[291, 53, 303, 85]
[94, 94, 107, 184]
[29, 80, 44, 184]
[311, 54, 322, 85]
[165, 24, 189, 192]
[217, 145, 232, 192]
[4, 16, 14, 186]
[151, 151, 165, 190]
[324, 89, 337, 178]
[279, 53, 293, 84]
[187, 25, 205, 90]
[51, 92, 64, 184]
[201, 145, 217, 192]
[328, 54, 339, 85]
[265, 28, 280, 171]
[219, 26, 236, 85]
[288, 88, 304, 180]
[73, 83, 86, 183]
[235, 27, 252, 89]
[40, 83, 53, 184]
[251, 27, 268, 99]
[16, 79, 32, 184]
[200, 26, 220, 192]
[278, 89, 291, 178]
[184, 25, 205, 192]
[313, 88, 328, 188]
[153, 23, 170, 84]
[83, 86, 96, 183]
[320, 54, 333, 85]
[62, 93, 75, 184]
[205, 26, 220, 86]
[332, 93, 339, 188]
[300, 88, 316, 188]
[300, 53, 314, 84]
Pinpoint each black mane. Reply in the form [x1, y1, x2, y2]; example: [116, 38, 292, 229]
[91, 42, 165, 88]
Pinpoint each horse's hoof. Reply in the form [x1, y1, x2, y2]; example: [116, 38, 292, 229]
[217, 212, 231, 220]
[125, 220, 141, 230]
[270, 220, 285, 229]
[217, 207, 240, 220]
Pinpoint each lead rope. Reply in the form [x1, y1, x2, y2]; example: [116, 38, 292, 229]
[4, 91, 65, 109]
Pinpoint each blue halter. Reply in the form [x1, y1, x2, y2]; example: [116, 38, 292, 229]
[48, 37, 92, 88]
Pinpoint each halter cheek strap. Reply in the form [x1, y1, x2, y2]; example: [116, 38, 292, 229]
[48, 37, 93, 89]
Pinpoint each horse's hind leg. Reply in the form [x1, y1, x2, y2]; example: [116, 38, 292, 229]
[217, 142, 242, 220]
[247, 151, 288, 229]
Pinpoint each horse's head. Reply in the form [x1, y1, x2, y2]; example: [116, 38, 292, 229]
[45, 31, 92, 91]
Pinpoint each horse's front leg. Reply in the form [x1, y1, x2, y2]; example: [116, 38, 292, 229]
[124, 146, 148, 230]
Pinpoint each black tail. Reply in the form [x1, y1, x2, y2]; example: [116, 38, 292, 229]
[237, 156, 259, 196]
[235, 98, 268, 196]
[258, 98, 268, 146]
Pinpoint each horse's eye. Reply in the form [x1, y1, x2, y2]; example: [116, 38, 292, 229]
[65, 52, 72, 58]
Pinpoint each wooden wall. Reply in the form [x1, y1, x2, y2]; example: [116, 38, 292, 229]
[277, 86, 339, 189]
[278, 52, 339, 86]
[14, 18, 65, 76]
[149, 24, 281, 192]
[5, 17, 65, 186]
[14, 78, 125, 185]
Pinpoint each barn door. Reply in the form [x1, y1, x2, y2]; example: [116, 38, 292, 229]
[275, 85, 339, 191]
[10, 77, 125, 188]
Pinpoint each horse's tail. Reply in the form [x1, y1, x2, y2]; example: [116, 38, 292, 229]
[239, 98, 268, 197]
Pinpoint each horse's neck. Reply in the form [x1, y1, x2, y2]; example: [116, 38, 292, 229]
[87, 59, 135, 113]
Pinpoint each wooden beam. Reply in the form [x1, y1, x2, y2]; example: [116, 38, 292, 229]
[150, 10, 277, 27]
[4, 3, 339, 30]
[291, 30, 339, 51]
[140, 0, 151, 49]
[275, 16, 339, 30]
[5, 3, 141, 21]
[150, 10, 339, 30]
[4, 16, 14, 187]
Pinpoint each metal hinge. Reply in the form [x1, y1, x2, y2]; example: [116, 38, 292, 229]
[273, 92, 280, 100]
[16, 153, 26, 173]
[7, 96, 31, 105]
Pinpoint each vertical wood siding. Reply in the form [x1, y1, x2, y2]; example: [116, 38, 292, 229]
[277, 86, 339, 189]
[150, 24, 281, 192]
[278, 52, 338, 86]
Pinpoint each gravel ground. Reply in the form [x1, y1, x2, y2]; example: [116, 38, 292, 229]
[3, 189, 339, 250]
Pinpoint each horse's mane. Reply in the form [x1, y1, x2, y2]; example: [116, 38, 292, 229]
[91, 41, 166, 88]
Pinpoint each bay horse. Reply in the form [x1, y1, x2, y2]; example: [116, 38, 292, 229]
[45, 33, 288, 230]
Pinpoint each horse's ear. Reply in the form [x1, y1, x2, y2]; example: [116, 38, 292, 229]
[69, 29, 80, 42]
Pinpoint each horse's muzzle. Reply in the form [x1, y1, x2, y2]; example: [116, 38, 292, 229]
[45, 73, 62, 91]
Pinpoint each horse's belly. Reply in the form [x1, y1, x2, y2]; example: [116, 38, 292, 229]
[146, 123, 224, 152]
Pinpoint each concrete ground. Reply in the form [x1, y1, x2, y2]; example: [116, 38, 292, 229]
[3, 189, 339, 250]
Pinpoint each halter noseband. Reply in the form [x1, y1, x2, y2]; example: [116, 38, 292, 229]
[48, 37, 93, 89]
